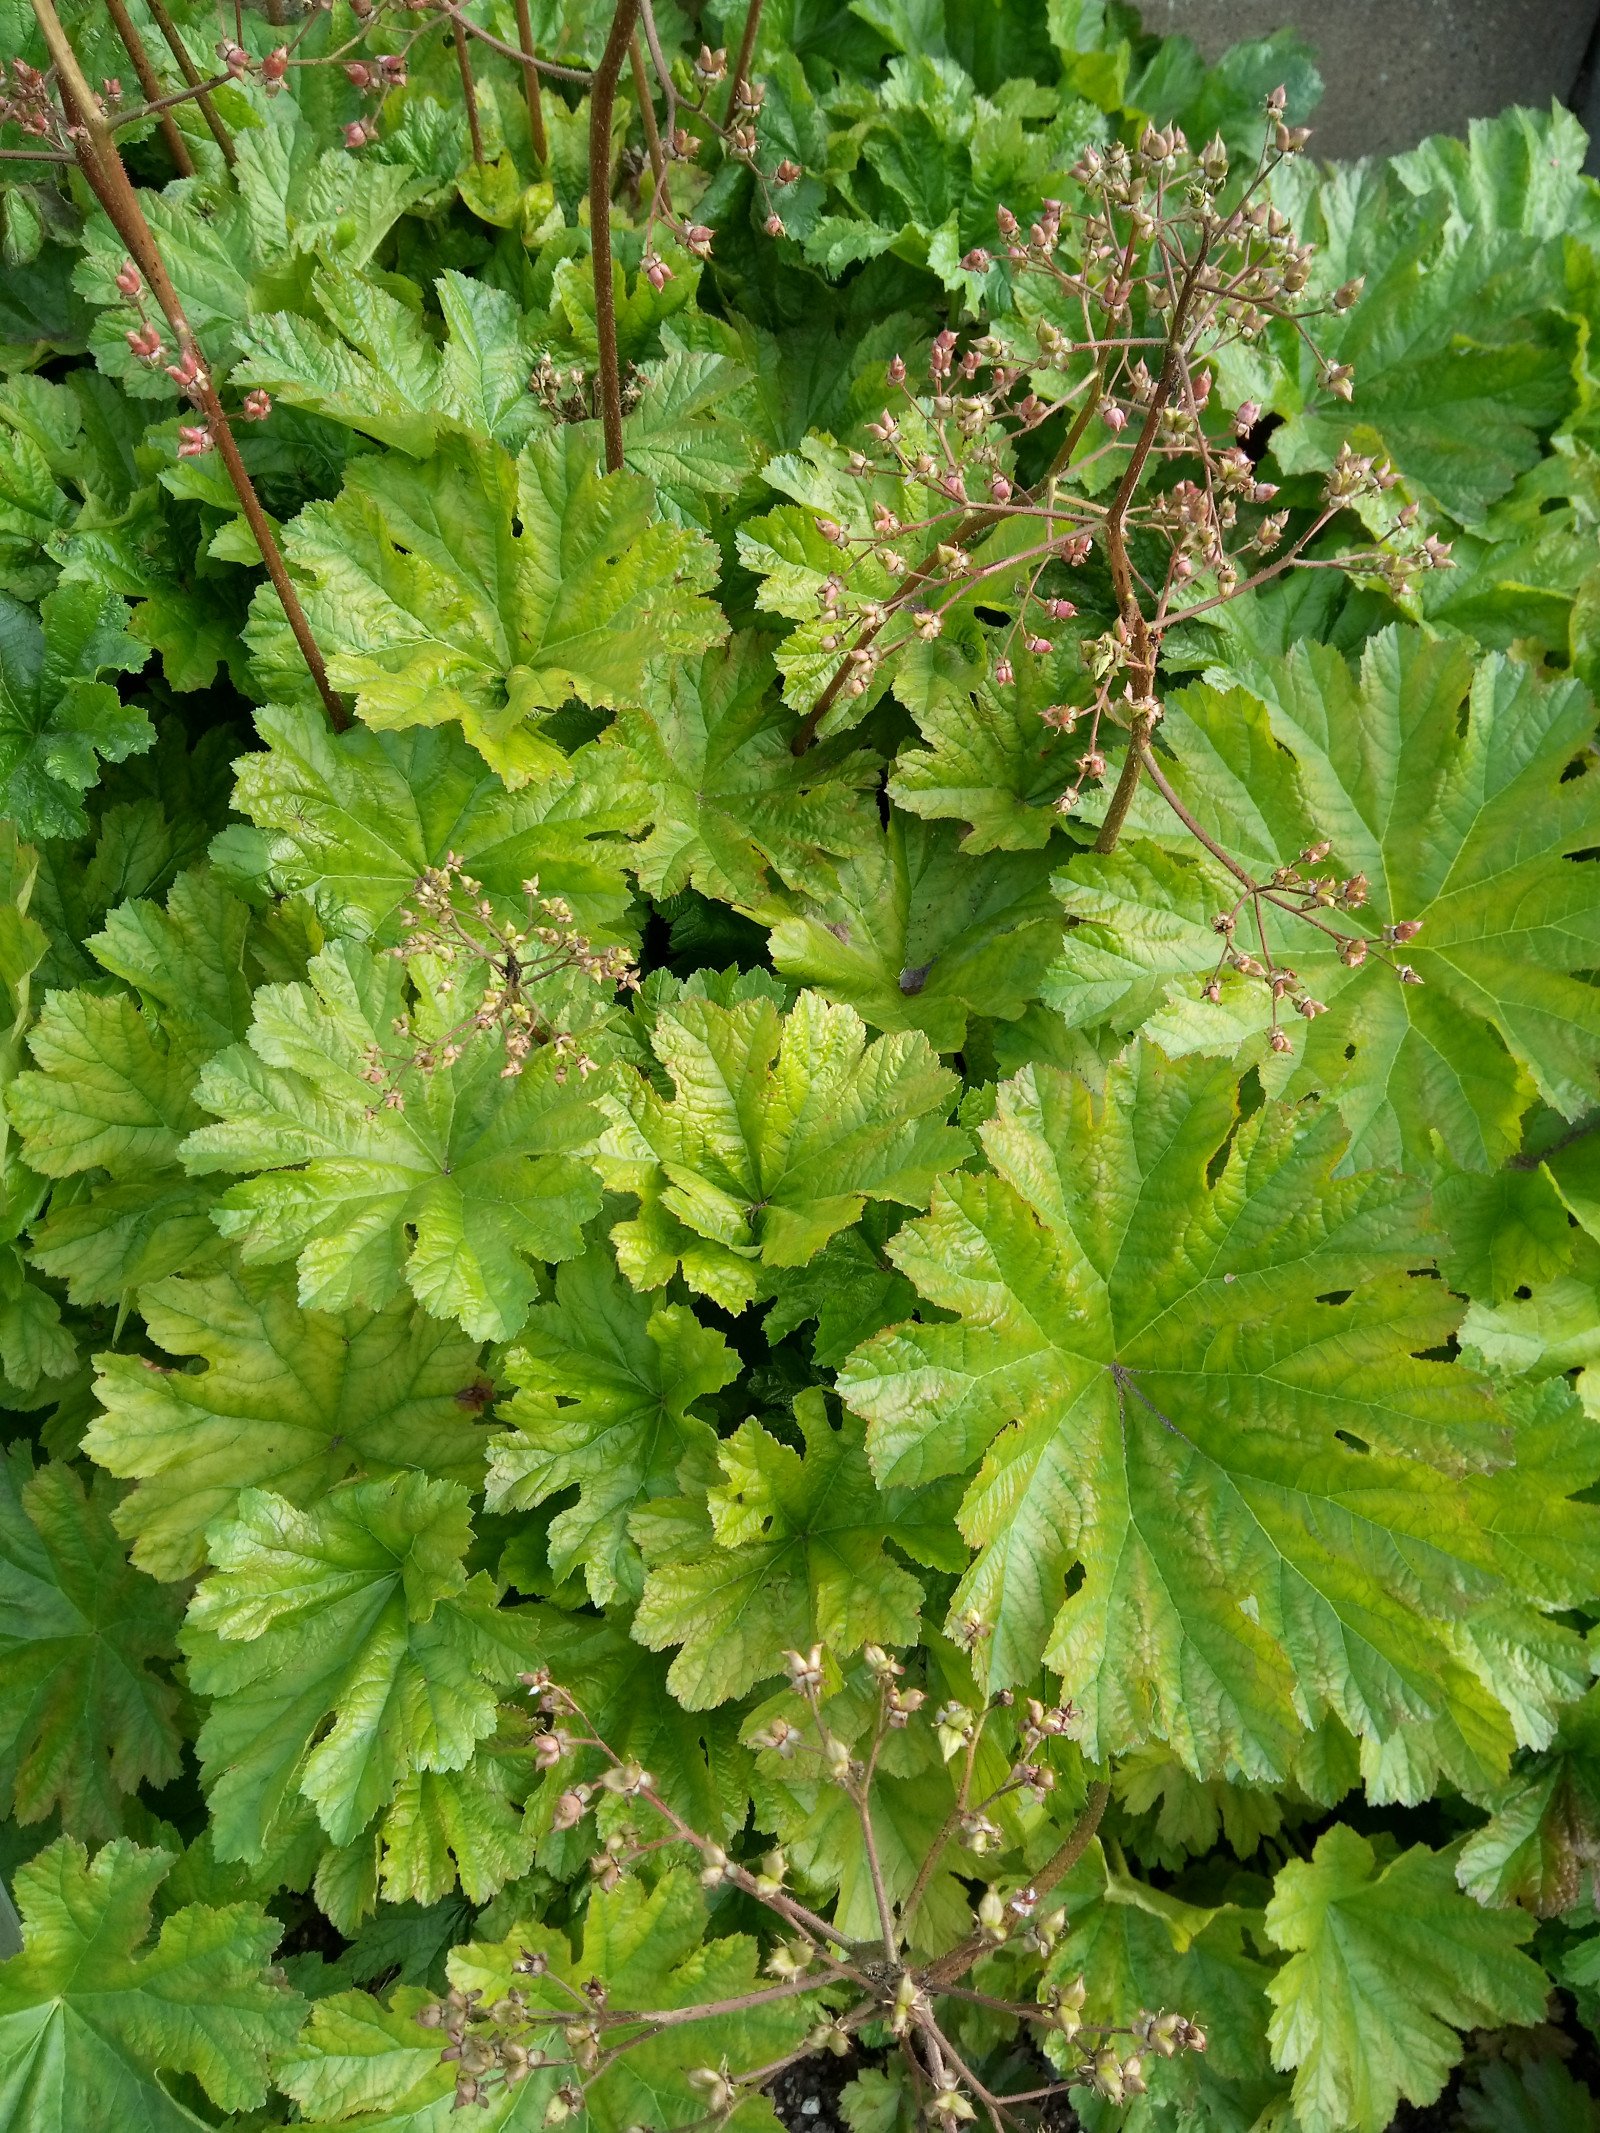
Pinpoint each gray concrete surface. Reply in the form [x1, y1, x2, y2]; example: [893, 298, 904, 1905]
[1143, 1, 1600, 160]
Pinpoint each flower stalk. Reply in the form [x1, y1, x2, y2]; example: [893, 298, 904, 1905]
[590, 0, 642, 472]
[30, 0, 347, 731]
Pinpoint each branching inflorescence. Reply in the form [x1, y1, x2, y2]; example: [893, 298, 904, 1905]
[426, 1648, 1205, 2121]
[362, 855, 640, 1107]
[788, 99, 1438, 1031]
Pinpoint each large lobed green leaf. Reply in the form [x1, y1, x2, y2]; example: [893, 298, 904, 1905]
[1264, 1825, 1549, 2133]
[0, 1836, 303, 2131]
[184, 1473, 533, 1860]
[246, 430, 725, 786]
[598, 985, 970, 1310]
[89, 1257, 493, 1582]
[840, 1046, 1600, 1785]
[1046, 629, 1600, 1173]
[183, 940, 605, 1342]
[488, 1242, 738, 1608]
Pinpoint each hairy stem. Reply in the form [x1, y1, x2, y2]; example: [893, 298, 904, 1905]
[590, 0, 640, 473]
[513, 0, 549, 160]
[31, 0, 346, 731]
[142, 0, 234, 164]
[1026, 1776, 1112, 1904]
[105, 0, 192, 176]
[1092, 709, 1153, 853]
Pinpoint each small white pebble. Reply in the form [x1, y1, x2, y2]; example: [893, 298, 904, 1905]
[801, 2101, 821, 2117]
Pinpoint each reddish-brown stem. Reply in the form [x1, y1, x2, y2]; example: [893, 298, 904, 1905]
[513, 0, 549, 161]
[105, 0, 193, 176]
[1046, 367, 1106, 481]
[900, 1710, 988, 1933]
[437, 3, 594, 85]
[450, 15, 486, 164]
[589, 0, 640, 473]
[31, 0, 346, 731]
[1092, 232, 1212, 855]
[726, 0, 764, 122]
[1093, 710, 1154, 853]
[628, 33, 666, 193]
[923, 1779, 1110, 1988]
[790, 505, 984, 754]
[142, 0, 233, 163]
[1136, 741, 1255, 889]
[1024, 1775, 1112, 1904]
[110, 70, 235, 132]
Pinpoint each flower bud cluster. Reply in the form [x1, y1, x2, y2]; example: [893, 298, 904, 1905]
[791, 84, 1446, 803]
[1201, 843, 1424, 1046]
[434, 1655, 1191, 2128]
[529, 352, 645, 425]
[360, 854, 638, 1112]
[0, 58, 61, 141]
[418, 1984, 562, 2109]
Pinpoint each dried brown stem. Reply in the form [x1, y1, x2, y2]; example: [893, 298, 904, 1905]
[589, 0, 640, 473]
[30, 0, 345, 731]
[105, 0, 193, 176]
[142, 0, 233, 164]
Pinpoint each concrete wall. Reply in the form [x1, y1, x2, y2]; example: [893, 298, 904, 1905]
[1141, 1, 1599, 160]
